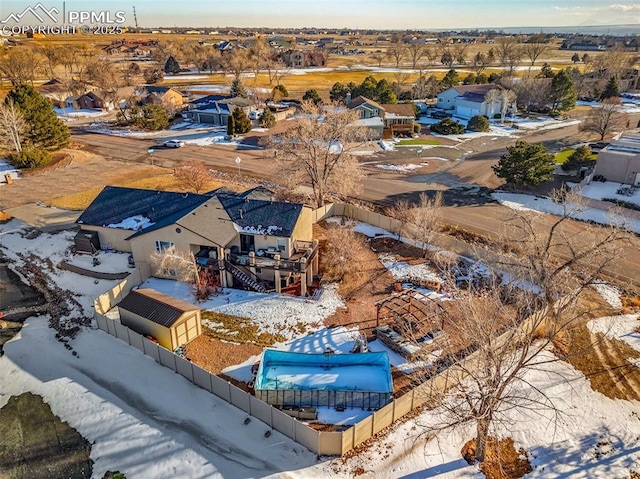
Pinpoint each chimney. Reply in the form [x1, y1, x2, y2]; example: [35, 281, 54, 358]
[345, 92, 351, 105]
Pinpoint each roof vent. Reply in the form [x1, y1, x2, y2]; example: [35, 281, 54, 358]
[239, 209, 243, 219]
[183, 193, 188, 198]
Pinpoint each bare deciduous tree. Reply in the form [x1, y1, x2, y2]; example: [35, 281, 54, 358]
[419, 191, 630, 463]
[500, 89, 517, 123]
[268, 101, 370, 208]
[322, 224, 368, 281]
[484, 88, 502, 119]
[0, 47, 41, 85]
[0, 99, 26, 152]
[580, 97, 629, 141]
[248, 37, 271, 84]
[387, 44, 407, 69]
[149, 247, 197, 283]
[174, 161, 213, 194]
[407, 43, 427, 70]
[522, 42, 549, 67]
[496, 37, 523, 75]
[388, 192, 443, 256]
[223, 48, 250, 80]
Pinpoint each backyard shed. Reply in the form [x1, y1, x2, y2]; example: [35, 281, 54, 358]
[255, 350, 393, 410]
[117, 288, 202, 350]
[74, 230, 101, 254]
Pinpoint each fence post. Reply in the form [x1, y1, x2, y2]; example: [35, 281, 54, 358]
[126, 327, 131, 346]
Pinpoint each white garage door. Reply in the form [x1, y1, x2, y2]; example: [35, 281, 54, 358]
[456, 106, 478, 119]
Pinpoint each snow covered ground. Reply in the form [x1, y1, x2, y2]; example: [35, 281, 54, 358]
[578, 181, 640, 209]
[55, 108, 110, 120]
[0, 158, 20, 185]
[140, 277, 344, 340]
[492, 191, 640, 234]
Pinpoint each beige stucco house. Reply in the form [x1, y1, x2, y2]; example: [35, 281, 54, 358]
[437, 84, 505, 119]
[593, 131, 640, 185]
[76, 186, 319, 296]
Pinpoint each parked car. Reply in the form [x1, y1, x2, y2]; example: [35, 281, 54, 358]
[249, 110, 262, 120]
[163, 139, 185, 148]
[430, 110, 452, 119]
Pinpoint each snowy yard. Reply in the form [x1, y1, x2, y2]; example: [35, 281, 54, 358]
[577, 181, 640, 209]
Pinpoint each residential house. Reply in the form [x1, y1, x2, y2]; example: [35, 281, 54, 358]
[136, 86, 185, 109]
[436, 84, 505, 119]
[347, 95, 415, 138]
[65, 91, 105, 110]
[76, 186, 319, 296]
[593, 131, 640, 185]
[38, 78, 70, 106]
[280, 49, 326, 68]
[185, 95, 254, 126]
[117, 288, 202, 350]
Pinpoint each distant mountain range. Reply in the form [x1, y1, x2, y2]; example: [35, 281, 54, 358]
[476, 24, 640, 36]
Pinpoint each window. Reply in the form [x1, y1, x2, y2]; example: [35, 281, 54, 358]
[277, 239, 286, 252]
[155, 240, 175, 253]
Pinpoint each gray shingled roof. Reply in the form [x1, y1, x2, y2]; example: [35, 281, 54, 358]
[218, 194, 302, 237]
[118, 288, 200, 328]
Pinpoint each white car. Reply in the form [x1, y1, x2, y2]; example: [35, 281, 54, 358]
[163, 139, 185, 148]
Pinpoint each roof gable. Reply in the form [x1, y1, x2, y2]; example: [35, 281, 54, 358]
[381, 103, 415, 117]
[451, 84, 504, 96]
[347, 95, 384, 111]
[118, 288, 199, 328]
[218, 194, 303, 237]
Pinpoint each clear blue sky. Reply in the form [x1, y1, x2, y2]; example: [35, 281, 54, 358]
[1, 0, 639, 29]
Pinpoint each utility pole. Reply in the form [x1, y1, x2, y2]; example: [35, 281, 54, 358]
[133, 6, 139, 29]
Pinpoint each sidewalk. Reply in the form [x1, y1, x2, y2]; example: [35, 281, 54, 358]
[4, 204, 80, 232]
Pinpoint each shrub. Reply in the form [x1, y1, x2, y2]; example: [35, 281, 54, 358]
[413, 122, 422, 133]
[468, 115, 490, 132]
[260, 107, 276, 128]
[430, 117, 465, 135]
[9, 148, 52, 168]
[561, 145, 595, 172]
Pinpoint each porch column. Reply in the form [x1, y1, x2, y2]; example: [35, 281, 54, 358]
[312, 239, 319, 276]
[248, 251, 257, 277]
[222, 248, 231, 288]
[300, 257, 307, 297]
[274, 268, 281, 294]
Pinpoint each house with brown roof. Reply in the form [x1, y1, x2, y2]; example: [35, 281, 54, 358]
[117, 288, 202, 350]
[136, 86, 185, 109]
[347, 95, 415, 138]
[437, 84, 505, 119]
[65, 91, 106, 110]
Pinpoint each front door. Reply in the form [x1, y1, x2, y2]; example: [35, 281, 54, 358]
[240, 234, 255, 254]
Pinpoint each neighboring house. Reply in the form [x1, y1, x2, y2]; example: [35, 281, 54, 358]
[136, 86, 185, 108]
[436, 84, 505, 119]
[593, 131, 640, 185]
[185, 95, 254, 126]
[117, 288, 202, 350]
[347, 95, 415, 138]
[65, 91, 105, 110]
[76, 186, 319, 296]
[38, 78, 69, 106]
[280, 49, 326, 68]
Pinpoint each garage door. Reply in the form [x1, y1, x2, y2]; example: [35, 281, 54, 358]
[176, 322, 187, 347]
[456, 106, 478, 119]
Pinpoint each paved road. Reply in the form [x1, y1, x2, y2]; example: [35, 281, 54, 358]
[67, 126, 640, 287]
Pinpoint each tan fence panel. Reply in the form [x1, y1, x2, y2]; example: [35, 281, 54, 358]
[353, 415, 374, 447]
[115, 322, 130, 343]
[95, 314, 108, 332]
[372, 402, 394, 435]
[271, 407, 295, 439]
[193, 365, 213, 392]
[141, 337, 160, 362]
[229, 384, 251, 413]
[294, 421, 319, 453]
[318, 431, 344, 456]
[393, 394, 413, 421]
[341, 426, 355, 455]
[158, 346, 176, 370]
[128, 329, 144, 353]
[249, 396, 272, 425]
[106, 318, 117, 336]
[210, 375, 231, 402]
[175, 356, 194, 382]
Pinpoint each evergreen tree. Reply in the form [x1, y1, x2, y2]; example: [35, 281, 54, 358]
[374, 79, 397, 104]
[230, 78, 247, 98]
[7, 84, 68, 151]
[329, 82, 349, 103]
[488, 72, 501, 83]
[549, 69, 577, 112]
[164, 55, 181, 74]
[463, 73, 476, 85]
[475, 73, 489, 84]
[600, 77, 620, 100]
[571, 53, 580, 63]
[355, 75, 378, 99]
[135, 104, 169, 130]
[540, 62, 554, 78]
[430, 117, 465, 135]
[441, 69, 460, 89]
[562, 145, 595, 172]
[232, 107, 252, 134]
[226, 113, 236, 136]
[468, 114, 490, 132]
[492, 140, 555, 187]
[271, 84, 288, 101]
[302, 89, 322, 105]
[260, 107, 276, 128]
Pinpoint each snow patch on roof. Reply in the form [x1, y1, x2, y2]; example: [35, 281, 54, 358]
[106, 215, 154, 231]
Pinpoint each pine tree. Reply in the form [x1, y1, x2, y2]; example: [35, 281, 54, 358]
[231, 108, 252, 134]
[571, 53, 580, 63]
[230, 78, 247, 98]
[492, 140, 555, 187]
[164, 56, 181, 74]
[540, 63, 554, 78]
[260, 107, 276, 128]
[549, 70, 577, 112]
[600, 77, 620, 100]
[226, 113, 236, 136]
[302, 89, 322, 105]
[7, 84, 69, 151]
[441, 69, 460, 89]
